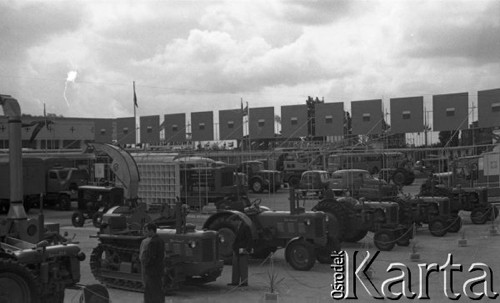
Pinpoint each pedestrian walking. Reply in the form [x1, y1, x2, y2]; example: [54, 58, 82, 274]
[140, 223, 165, 303]
[228, 221, 253, 287]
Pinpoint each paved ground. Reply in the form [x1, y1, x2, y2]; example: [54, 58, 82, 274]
[4, 177, 500, 302]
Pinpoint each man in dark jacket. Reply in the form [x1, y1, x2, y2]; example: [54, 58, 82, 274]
[228, 221, 253, 287]
[140, 223, 165, 303]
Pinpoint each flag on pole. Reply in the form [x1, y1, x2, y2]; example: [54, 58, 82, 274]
[133, 81, 138, 108]
[241, 99, 248, 116]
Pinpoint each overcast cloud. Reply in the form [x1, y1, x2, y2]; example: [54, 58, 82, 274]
[0, 0, 499, 119]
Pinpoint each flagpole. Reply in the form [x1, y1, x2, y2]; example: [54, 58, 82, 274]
[43, 103, 47, 153]
[133, 81, 137, 145]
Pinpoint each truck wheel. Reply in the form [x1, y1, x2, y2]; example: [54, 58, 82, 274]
[57, 195, 71, 211]
[0, 260, 39, 303]
[71, 211, 85, 227]
[92, 212, 104, 228]
[447, 216, 462, 233]
[374, 230, 396, 251]
[429, 218, 447, 237]
[285, 240, 315, 271]
[470, 208, 488, 224]
[250, 179, 264, 193]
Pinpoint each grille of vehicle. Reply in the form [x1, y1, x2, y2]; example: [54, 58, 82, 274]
[202, 238, 215, 262]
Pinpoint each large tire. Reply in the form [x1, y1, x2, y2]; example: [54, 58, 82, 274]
[344, 229, 368, 243]
[447, 216, 462, 233]
[92, 212, 104, 228]
[392, 170, 406, 186]
[0, 259, 40, 303]
[374, 230, 396, 251]
[471, 208, 488, 224]
[71, 211, 85, 227]
[250, 178, 264, 193]
[285, 240, 315, 271]
[403, 171, 415, 186]
[288, 176, 300, 188]
[208, 219, 239, 264]
[429, 217, 447, 237]
[316, 236, 341, 264]
[312, 198, 363, 242]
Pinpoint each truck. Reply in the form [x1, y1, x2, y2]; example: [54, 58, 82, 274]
[425, 152, 499, 224]
[0, 160, 90, 212]
[237, 160, 282, 193]
[327, 169, 399, 200]
[0, 94, 87, 303]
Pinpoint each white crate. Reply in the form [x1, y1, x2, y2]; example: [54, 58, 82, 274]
[137, 162, 180, 206]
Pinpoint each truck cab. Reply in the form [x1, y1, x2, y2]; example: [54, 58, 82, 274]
[329, 169, 398, 200]
[238, 160, 282, 193]
[45, 167, 90, 210]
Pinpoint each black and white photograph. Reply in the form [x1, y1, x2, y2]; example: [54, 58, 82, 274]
[1, 0, 499, 302]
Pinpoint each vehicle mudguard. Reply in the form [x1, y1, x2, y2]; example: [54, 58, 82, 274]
[202, 210, 257, 238]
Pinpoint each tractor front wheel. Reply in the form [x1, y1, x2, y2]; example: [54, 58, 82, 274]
[429, 218, 447, 237]
[374, 230, 396, 251]
[71, 211, 85, 227]
[285, 240, 315, 271]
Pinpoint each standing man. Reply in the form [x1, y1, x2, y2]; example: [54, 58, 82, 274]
[140, 223, 165, 303]
[228, 221, 253, 287]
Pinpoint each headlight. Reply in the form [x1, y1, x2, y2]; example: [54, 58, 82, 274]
[188, 241, 197, 248]
[219, 234, 225, 243]
[304, 219, 311, 226]
[325, 215, 329, 222]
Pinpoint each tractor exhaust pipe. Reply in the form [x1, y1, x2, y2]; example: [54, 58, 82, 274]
[0, 94, 27, 219]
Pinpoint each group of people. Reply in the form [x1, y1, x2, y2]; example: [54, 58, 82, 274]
[139, 220, 253, 303]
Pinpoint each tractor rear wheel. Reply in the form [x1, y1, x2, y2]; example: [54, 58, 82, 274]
[0, 260, 39, 303]
[285, 240, 315, 271]
[312, 198, 363, 242]
[208, 219, 238, 264]
[392, 170, 406, 186]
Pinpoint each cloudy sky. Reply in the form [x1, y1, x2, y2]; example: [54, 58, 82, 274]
[1, 0, 499, 121]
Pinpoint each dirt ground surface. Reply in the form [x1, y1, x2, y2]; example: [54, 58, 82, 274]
[4, 177, 500, 303]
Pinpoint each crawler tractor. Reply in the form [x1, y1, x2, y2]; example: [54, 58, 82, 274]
[203, 187, 341, 271]
[86, 143, 224, 293]
[0, 95, 86, 303]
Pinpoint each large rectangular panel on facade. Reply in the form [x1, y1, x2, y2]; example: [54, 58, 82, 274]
[164, 113, 186, 143]
[191, 111, 214, 141]
[94, 118, 114, 143]
[314, 102, 344, 136]
[351, 99, 383, 135]
[140, 115, 160, 145]
[281, 105, 308, 138]
[390, 96, 424, 133]
[116, 117, 136, 145]
[478, 88, 500, 128]
[432, 92, 468, 131]
[249, 107, 275, 139]
[219, 109, 243, 140]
